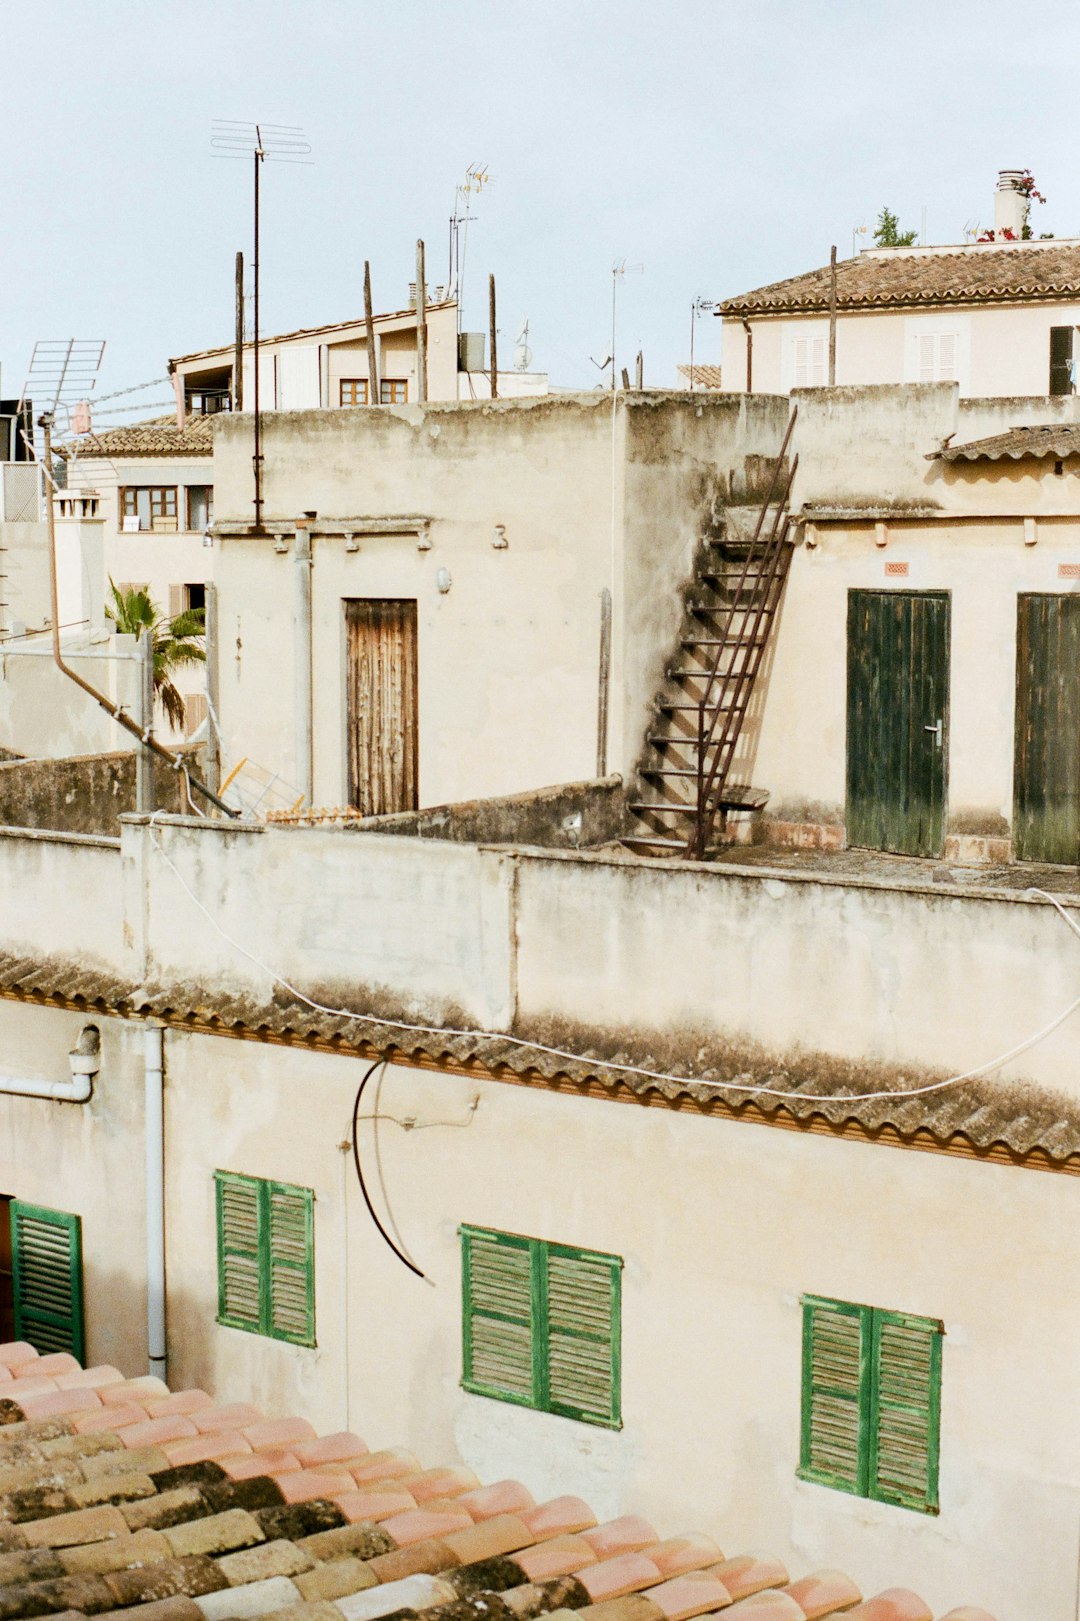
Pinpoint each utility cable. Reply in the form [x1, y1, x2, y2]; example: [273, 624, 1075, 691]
[350, 1060, 428, 1281]
[147, 821, 1080, 1108]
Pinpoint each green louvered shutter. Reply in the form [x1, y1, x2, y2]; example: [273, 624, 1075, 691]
[265, 1183, 315, 1346]
[460, 1226, 537, 1406]
[869, 1310, 941, 1513]
[544, 1245, 621, 1428]
[11, 1202, 84, 1362]
[215, 1173, 262, 1332]
[799, 1296, 871, 1495]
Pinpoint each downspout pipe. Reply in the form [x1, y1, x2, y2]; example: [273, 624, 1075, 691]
[144, 1022, 166, 1383]
[38, 413, 237, 820]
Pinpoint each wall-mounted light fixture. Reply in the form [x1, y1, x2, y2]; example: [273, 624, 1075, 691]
[435, 567, 452, 593]
[492, 524, 508, 549]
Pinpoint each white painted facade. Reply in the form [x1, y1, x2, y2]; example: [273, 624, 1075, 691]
[0, 815, 1075, 1617]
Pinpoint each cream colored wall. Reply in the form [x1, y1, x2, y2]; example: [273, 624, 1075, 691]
[210, 394, 787, 808]
[142, 1028, 1080, 1621]
[721, 300, 1080, 398]
[0, 1004, 150, 1376]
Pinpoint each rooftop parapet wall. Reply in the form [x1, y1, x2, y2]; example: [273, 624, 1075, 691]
[793, 384, 1080, 519]
[109, 817, 1080, 1106]
[0, 825, 122, 972]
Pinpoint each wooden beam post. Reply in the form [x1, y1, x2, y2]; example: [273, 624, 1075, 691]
[416, 240, 427, 402]
[828, 245, 838, 385]
[364, 260, 379, 405]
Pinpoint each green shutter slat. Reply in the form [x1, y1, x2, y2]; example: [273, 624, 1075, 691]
[461, 1227, 537, 1404]
[545, 1250, 621, 1425]
[215, 1173, 262, 1330]
[869, 1312, 941, 1513]
[11, 1203, 84, 1362]
[799, 1297, 870, 1495]
[266, 1184, 315, 1346]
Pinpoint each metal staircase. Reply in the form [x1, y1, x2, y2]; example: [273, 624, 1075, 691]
[625, 413, 798, 859]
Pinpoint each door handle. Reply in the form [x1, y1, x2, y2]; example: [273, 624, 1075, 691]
[924, 719, 943, 748]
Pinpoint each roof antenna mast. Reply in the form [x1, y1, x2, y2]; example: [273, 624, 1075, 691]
[212, 120, 312, 533]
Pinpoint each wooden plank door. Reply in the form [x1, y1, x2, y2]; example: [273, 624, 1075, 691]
[1014, 594, 1080, 863]
[345, 599, 418, 815]
[847, 590, 949, 857]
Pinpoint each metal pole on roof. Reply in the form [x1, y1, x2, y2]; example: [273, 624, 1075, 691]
[135, 629, 155, 814]
[489, 274, 498, 400]
[253, 141, 264, 528]
[233, 251, 244, 413]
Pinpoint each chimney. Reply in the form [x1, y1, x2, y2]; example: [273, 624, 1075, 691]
[994, 170, 1028, 240]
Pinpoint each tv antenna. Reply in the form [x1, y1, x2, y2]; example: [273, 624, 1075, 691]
[513, 318, 533, 372]
[18, 341, 105, 454]
[212, 120, 312, 532]
[611, 259, 643, 391]
[449, 163, 493, 328]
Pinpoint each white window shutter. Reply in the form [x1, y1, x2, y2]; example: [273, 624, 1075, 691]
[168, 585, 184, 619]
[811, 337, 827, 385]
[793, 339, 808, 388]
[917, 335, 936, 382]
[937, 333, 957, 380]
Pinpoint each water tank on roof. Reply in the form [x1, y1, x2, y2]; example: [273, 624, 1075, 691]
[458, 333, 487, 373]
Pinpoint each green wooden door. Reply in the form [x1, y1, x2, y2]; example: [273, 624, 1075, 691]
[847, 591, 949, 857]
[1014, 594, 1080, 863]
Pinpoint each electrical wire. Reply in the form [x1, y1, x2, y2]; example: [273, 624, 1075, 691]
[147, 820, 1080, 1108]
[350, 1060, 428, 1281]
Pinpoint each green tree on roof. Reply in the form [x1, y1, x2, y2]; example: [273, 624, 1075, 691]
[105, 580, 205, 732]
[873, 206, 918, 247]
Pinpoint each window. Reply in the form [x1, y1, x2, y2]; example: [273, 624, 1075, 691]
[460, 1224, 621, 1428]
[215, 1172, 315, 1346]
[799, 1295, 942, 1514]
[915, 332, 958, 383]
[11, 1202, 84, 1360]
[340, 379, 369, 406]
[792, 336, 827, 388]
[186, 486, 213, 531]
[1050, 327, 1079, 395]
[381, 378, 408, 404]
[121, 486, 178, 533]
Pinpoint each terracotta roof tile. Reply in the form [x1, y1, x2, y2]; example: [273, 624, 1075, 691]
[0, 1346, 996, 1621]
[720, 242, 1080, 316]
[64, 415, 214, 461]
[676, 366, 723, 389]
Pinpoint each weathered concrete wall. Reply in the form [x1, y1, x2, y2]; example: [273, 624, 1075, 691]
[0, 826, 122, 970]
[122, 817, 1080, 1099]
[335, 775, 626, 846]
[0, 641, 139, 761]
[210, 393, 787, 810]
[0, 747, 198, 835]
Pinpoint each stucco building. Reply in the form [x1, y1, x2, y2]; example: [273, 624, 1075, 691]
[717, 173, 1080, 401]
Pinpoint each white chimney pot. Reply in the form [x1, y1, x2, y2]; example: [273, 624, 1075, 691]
[994, 170, 1028, 239]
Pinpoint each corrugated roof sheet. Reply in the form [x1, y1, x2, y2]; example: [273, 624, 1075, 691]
[720, 242, 1080, 317]
[934, 423, 1080, 462]
[0, 1342, 994, 1620]
[1, 951, 1076, 1167]
[63, 415, 214, 460]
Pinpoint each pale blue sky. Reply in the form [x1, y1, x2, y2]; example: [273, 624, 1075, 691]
[4, 0, 1080, 405]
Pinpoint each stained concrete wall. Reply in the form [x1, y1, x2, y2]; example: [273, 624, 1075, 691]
[209, 393, 789, 810]
[0, 826, 121, 970]
[0, 748, 196, 836]
[339, 775, 625, 847]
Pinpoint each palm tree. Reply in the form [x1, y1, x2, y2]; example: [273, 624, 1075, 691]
[105, 579, 206, 732]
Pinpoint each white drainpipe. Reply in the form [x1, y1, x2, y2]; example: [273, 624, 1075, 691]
[144, 1022, 167, 1383]
[0, 1026, 100, 1103]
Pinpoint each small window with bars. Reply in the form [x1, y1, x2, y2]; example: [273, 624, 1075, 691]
[460, 1224, 621, 1428]
[340, 379, 369, 406]
[799, 1294, 942, 1514]
[215, 1172, 315, 1347]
